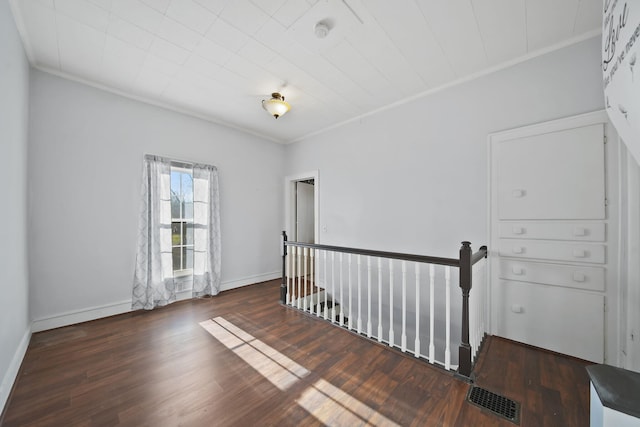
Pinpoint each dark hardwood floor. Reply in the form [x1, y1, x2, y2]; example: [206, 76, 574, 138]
[1, 279, 592, 426]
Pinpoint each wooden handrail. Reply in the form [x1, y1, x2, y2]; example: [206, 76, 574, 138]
[284, 240, 460, 267]
[471, 245, 488, 265]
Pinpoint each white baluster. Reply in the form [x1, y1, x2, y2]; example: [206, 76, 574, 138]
[428, 264, 435, 364]
[339, 253, 344, 326]
[289, 246, 296, 307]
[367, 256, 372, 338]
[331, 252, 335, 323]
[445, 266, 451, 370]
[378, 258, 383, 342]
[324, 251, 328, 320]
[401, 261, 407, 353]
[389, 259, 394, 348]
[303, 247, 308, 311]
[311, 249, 316, 315]
[287, 247, 292, 306]
[297, 247, 302, 310]
[414, 263, 420, 358]
[348, 254, 353, 330]
[357, 255, 362, 334]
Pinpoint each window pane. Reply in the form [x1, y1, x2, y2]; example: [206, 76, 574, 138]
[184, 200, 193, 220]
[182, 173, 193, 220]
[171, 170, 181, 218]
[171, 222, 181, 246]
[171, 192, 180, 219]
[185, 247, 193, 270]
[184, 222, 193, 245]
[182, 172, 193, 202]
[172, 247, 181, 271]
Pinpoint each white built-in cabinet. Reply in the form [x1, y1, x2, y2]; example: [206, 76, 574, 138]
[489, 111, 619, 364]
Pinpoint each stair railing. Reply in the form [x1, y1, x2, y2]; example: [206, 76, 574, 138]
[280, 231, 487, 379]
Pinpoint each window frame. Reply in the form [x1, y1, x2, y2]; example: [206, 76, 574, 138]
[170, 164, 194, 278]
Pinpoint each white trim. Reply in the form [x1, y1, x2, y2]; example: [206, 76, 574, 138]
[290, 31, 602, 144]
[31, 300, 132, 333]
[29, 272, 280, 333]
[219, 271, 281, 292]
[621, 139, 640, 372]
[31, 65, 283, 145]
[488, 110, 609, 142]
[0, 327, 31, 413]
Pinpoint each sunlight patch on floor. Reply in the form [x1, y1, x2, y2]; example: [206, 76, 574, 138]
[297, 378, 401, 427]
[199, 317, 309, 391]
[200, 316, 400, 426]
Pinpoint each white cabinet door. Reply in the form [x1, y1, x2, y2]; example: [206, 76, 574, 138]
[497, 281, 604, 363]
[497, 124, 605, 220]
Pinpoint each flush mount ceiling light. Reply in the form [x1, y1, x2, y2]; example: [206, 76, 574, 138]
[262, 92, 291, 119]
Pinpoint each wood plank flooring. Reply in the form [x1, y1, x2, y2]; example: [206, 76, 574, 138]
[1, 279, 592, 426]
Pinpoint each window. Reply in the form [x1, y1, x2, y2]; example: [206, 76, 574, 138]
[133, 155, 221, 310]
[170, 166, 193, 277]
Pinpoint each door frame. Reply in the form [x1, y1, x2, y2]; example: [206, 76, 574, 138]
[284, 170, 319, 243]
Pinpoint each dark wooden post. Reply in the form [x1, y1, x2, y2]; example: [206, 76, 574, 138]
[458, 241, 473, 378]
[280, 231, 288, 304]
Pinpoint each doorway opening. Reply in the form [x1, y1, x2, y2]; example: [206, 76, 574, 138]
[294, 179, 315, 243]
[285, 171, 319, 244]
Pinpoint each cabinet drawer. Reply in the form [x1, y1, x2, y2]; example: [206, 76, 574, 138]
[497, 280, 604, 363]
[499, 222, 605, 241]
[499, 239, 606, 264]
[499, 259, 605, 291]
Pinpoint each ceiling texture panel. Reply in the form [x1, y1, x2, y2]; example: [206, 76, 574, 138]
[11, 0, 603, 143]
[471, 0, 527, 66]
[525, 0, 581, 52]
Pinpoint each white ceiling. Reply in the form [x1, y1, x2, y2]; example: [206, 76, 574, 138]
[11, 0, 602, 143]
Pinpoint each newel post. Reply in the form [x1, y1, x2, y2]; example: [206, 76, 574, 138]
[280, 231, 288, 304]
[458, 241, 473, 378]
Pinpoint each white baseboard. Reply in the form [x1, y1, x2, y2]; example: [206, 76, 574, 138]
[30, 272, 282, 333]
[1, 327, 31, 414]
[31, 300, 132, 333]
[220, 271, 281, 292]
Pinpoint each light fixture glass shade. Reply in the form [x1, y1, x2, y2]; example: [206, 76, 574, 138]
[262, 92, 290, 119]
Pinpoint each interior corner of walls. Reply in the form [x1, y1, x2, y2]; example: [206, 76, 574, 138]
[0, 326, 31, 415]
[31, 300, 133, 333]
[220, 271, 281, 292]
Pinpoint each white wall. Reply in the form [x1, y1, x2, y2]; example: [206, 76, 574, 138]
[28, 70, 284, 327]
[285, 37, 605, 259]
[0, 0, 30, 412]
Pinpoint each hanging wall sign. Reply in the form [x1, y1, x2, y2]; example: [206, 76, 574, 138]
[603, 0, 640, 162]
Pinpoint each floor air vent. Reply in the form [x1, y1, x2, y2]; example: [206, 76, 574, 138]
[466, 385, 520, 424]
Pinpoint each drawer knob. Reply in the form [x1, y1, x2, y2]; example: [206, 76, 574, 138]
[512, 247, 524, 254]
[512, 227, 525, 235]
[512, 189, 525, 198]
[511, 304, 523, 313]
[573, 272, 586, 282]
[573, 227, 587, 237]
[511, 267, 524, 275]
[572, 249, 587, 258]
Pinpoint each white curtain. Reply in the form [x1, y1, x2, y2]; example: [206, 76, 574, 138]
[132, 156, 221, 310]
[192, 163, 221, 297]
[132, 155, 176, 310]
